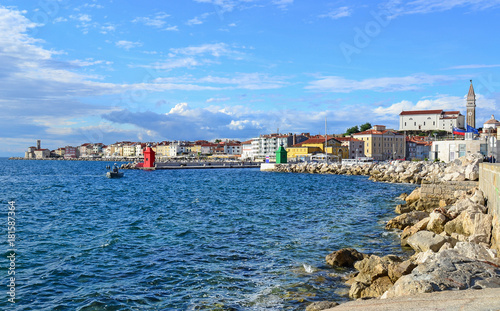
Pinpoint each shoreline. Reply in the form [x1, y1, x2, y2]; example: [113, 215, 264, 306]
[266, 157, 500, 311]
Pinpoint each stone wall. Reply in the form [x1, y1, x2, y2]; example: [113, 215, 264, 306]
[479, 163, 500, 251]
[421, 181, 478, 201]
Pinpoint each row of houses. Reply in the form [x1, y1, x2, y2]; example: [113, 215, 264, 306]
[25, 113, 499, 163]
[24, 127, 430, 162]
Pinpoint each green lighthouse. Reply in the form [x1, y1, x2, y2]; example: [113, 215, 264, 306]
[275, 143, 288, 164]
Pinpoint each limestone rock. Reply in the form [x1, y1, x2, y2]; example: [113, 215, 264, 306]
[325, 248, 366, 268]
[395, 204, 411, 214]
[388, 260, 417, 283]
[385, 211, 429, 230]
[306, 301, 339, 311]
[405, 187, 421, 205]
[385, 244, 500, 298]
[426, 211, 448, 234]
[401, 217, 430, 246]
[407, 230, 448, 253]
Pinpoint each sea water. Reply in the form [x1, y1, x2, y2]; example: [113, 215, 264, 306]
[0, 159, 416, 310]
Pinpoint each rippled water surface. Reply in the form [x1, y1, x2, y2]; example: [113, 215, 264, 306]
[0, 159, 416, 310]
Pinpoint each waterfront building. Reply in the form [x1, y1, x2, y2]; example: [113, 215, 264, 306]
[430, 115, 499, 162]
[405, 136, 432, 160]
[241, 140, 253, 160]
[480, 115, 500, 160]
[223, 141, 242, 155]
[250, 133, 309, 160]
[135, 143, 147, 158]
[155, 141, 170, 158]
[122, 143, 137, 157]
[200, 142, 218, 155]
[399, 110, 465, 133]
[78, 143, 93, 157]
[54, 147, 66, 157]
[64, 146, 79, 159]
[34, 148, 51, 159]
[286, 135, 347, 161]
[25, 146, 36, 159]
[353, 125, 405, 161]
[430, 139, 487, 162]
[335, 137, 365, 159]
[415, 139, 432, 160]
[406, 137, 417, 160]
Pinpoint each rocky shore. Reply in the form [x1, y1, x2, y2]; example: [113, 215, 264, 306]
[273, 155, 481, 184]
[289, 155, 500, 311]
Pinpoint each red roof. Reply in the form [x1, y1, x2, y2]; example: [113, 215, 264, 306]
[443, 111, 460, 115]
[335, 137, 362, 142]
[400, 110, 443, 115]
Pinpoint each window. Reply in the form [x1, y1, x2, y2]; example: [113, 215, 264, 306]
[414, 122, 416, 126]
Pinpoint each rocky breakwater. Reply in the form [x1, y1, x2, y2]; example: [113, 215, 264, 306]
[314, 187, 500, 310]
[273, 154, 482, 184]
[306, 154, 500, 309]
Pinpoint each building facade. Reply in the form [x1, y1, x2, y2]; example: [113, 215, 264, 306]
[353, 125, 405, 161]
[399, 110, 465, 132]
[335, 137, 365, 159]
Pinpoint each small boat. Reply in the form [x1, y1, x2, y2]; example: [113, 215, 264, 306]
[106, 164, 124, 178]
[106, 171, 124, 178]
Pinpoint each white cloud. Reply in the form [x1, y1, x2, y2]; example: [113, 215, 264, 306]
[132, 12, 173, 29]
[69, 14, 92, 22]
[187, 17, 203, 25]
[446, 64, 500, 70]
[272, 0, 293, 9]
[115, 40, 142, 50]
[170, 43, 235, 57]
[165, 25, 179, 31]
[306, 74, 459, 93]
[384, 0, 500, 18]
[207, 97, 231, 103]
[320, 6, 352, 19]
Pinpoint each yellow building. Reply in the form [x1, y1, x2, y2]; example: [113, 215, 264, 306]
[353, 125, 405, 161]
[286, 136, 348, 160]
[155, 142, 170, 157]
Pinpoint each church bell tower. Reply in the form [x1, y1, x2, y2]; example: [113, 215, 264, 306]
[466, 80, 476, 128]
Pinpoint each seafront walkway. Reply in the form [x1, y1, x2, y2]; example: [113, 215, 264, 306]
[325, 288, 500, 311]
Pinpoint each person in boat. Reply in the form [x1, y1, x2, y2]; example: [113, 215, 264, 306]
[112, 163, 119, 173]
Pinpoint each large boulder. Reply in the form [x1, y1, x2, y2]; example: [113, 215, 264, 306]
[348, 254, 402, 299]
[386, 211, 429, 230]
[384, 243, 500, 298]
[444, 210, 493, 243]
[426, 211, 448, 234]
[325, 248, 366, 268]
[401, 217, 430, 246]
[306, 301, 339, 311]
[407, 230, 449, 253]
[349, 276, 393, 299]
[405, 187, 421, 205]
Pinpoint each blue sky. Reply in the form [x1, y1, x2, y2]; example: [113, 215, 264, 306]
[1, 0, 499, 156]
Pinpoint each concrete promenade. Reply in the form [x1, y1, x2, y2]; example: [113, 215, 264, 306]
[325, 288, 500, 311]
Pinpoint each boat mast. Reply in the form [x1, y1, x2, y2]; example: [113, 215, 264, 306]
[325, 117, 328, 164]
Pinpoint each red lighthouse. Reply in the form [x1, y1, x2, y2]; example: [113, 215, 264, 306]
[143, 145, 155, 168]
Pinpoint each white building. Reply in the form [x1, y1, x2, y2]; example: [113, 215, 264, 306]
[223, 142, 242, 155]
[430, 140, 487, 162]
[399, 110, 465, 132]
[241, 140, 254, 159]
[249, 133, 309, 160]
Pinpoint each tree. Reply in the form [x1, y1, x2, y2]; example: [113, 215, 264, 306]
[345, 125, 360, 136]
[360, 122, 372, 132]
